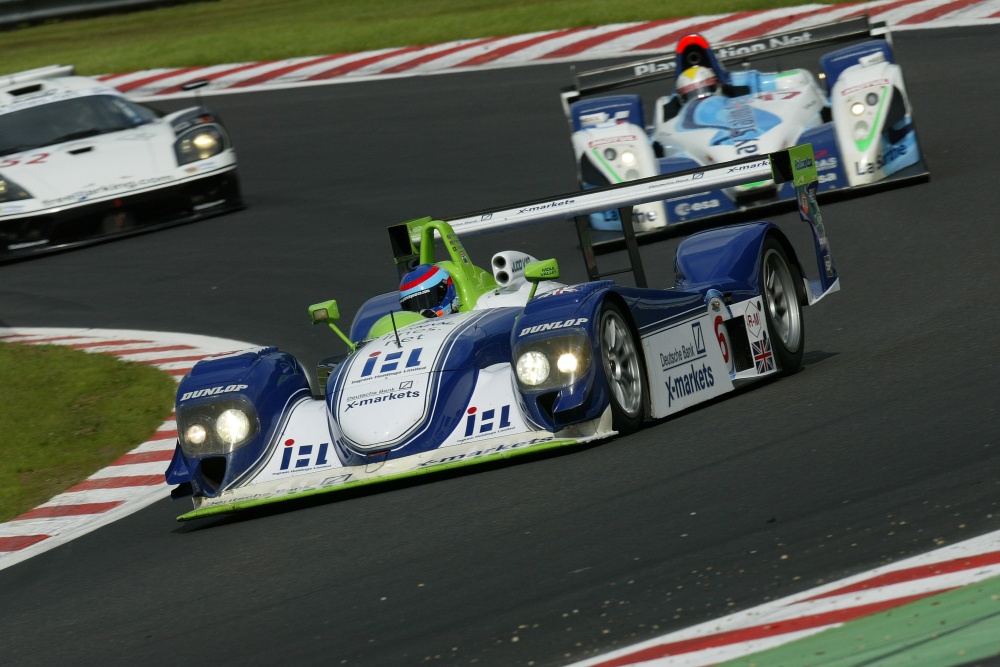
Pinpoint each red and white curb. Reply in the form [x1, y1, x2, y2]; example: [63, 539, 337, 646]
[98, 0, 1000, 99]
[0, 327, 255, 571]
[569, 529, 1000, 666]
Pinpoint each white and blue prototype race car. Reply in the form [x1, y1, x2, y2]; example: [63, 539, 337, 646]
[165, 145, 838, 520]
[560, 17, 927, 237]
[0, 66, 241, 262]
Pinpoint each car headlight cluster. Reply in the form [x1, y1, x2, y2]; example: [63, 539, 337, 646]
[597, 145, 642, 181]
[177, 398, 259, 457]
[175, 125, 226, 165]
[0, 175, 32, 202]
[514, 333, 592, 391]
[847, 90, 882, 141]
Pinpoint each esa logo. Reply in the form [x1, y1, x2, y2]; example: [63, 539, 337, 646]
[360, 348, 424, 377]
[674, 199, 720, 217]
[464, 405, 513, 437]
[279, 439, 331, 471]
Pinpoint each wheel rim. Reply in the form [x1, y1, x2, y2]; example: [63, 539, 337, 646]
[763, 248, 802, 352]
[601, 310, 642, 417]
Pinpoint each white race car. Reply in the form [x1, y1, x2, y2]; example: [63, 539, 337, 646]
[0, 65, 241, 261]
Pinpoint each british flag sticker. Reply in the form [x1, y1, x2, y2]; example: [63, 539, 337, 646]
[752, 334, 774, 374]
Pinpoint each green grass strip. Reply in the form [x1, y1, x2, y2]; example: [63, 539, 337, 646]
[2, 0, 862, 75]
[715, 575, 1000, 666]
[0, 342, 176, 523]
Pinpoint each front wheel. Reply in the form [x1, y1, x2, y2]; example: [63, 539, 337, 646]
[760, 238, 804, 375]
[599, 301, 647, 435]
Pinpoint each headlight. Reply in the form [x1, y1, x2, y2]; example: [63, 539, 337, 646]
[854, 120, 870, 141]
[603, 148, 617, 161]
[216, 409, 251, 446]
[0, 175, 32, 202]
[185, 423, 207, 446]
[516, 351, 549, 386]
[850, 102, 865, 116]
[175, 125, 225, 165]
[514, 333, 593, 391]
[620, 150, 636, 166]
[178, 398, 258, 457]
[557, 353, 579, 373]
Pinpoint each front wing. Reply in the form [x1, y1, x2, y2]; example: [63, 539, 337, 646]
[177, 418, 613, 520]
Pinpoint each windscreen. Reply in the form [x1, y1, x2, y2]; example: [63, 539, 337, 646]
[0, 94, 159, 156]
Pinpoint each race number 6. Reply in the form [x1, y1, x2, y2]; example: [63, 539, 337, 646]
[714, 315, 730, 364]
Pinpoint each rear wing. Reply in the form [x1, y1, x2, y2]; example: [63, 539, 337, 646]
[560, 15, 888, 113]
[389, 145, 837, 301]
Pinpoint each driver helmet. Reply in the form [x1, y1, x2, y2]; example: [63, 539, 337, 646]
[676, 66, 719, 102]
[399, 264, 456, 317]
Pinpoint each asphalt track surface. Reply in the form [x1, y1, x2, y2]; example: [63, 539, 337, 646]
[0, 26, 998, 666]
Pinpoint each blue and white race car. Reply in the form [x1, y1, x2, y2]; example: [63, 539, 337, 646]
[560, 16, 927, 236]
[165, 146, 838, 520]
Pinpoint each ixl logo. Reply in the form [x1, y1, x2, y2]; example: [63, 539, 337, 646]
[360, 348, 424, 377]
[464, 405, 512, 437]
[279, 439, 330, 470]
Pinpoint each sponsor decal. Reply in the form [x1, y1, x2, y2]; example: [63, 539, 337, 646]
[41, 176, 174, 206]
[714, 31, 812, 59]
[517, 199, 575, 215]
[840, 79, 890, 96]
[818, 172, 838, 184]
[536, 286, 580, 299]
[854, 143, 908, 176]
[180, 383, 248, 401]
[519, 317, 588, 337]
[745, 301, 763, 339]
[818, 157, 838, 171]
[794, 157, 814, 171]
[633, 62, 674, 76]
[727, 102, 761, 155]
[587, 135, 638, 148]
[752, 335, 774, 373]
[416, 437, 556, 468]
[345, 388, 421, 410]
[359, 348, 424, 378]
[321, 473, 353, 486]
[664, 363, 715, 407]
[658, 322, 707, 370]
[634, 209, 658, 225]
[674, 198, 720, 217]
[480, 213, 493, 221]
[727, 160, 769, 173]
[464, 405, 513, 438]
[278, 438, 331, 471]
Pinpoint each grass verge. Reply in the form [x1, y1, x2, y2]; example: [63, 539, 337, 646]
[1, 0, 862, 75]
[0, 342, 176, 523]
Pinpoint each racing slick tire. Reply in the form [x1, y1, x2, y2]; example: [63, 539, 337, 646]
[599, 300, 647, 435]
[760, 237, 804, 375]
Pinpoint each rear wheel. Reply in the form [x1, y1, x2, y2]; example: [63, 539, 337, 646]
[599, 301, 647, 435]
[760, 238, 804, 374]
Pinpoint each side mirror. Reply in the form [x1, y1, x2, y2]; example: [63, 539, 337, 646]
[524, 259, 559, 301]
[309, 299, 340, 324]
[309, 300, 355, 351]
